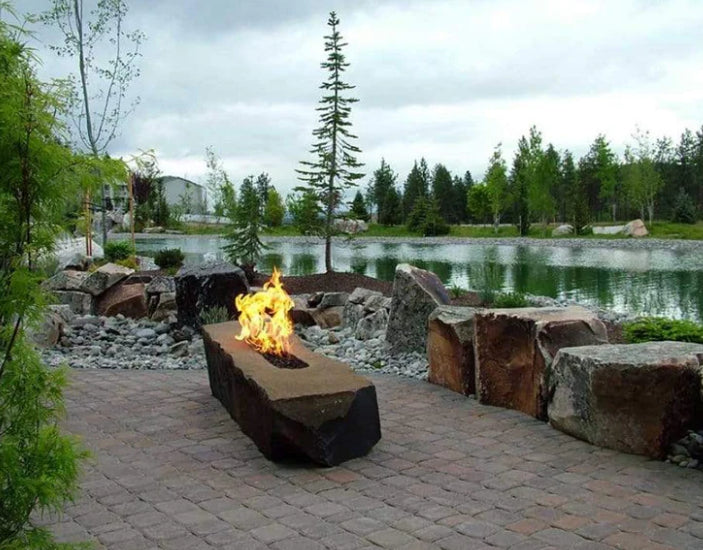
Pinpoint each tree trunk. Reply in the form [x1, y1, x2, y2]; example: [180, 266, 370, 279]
[611, 202, 617, 222]
[648, 204, 654, 227]
[325, 235, 332, 273]
[493, 213, 499, 234]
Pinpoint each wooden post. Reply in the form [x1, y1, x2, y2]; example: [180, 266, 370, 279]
[128, 173, 135, 253]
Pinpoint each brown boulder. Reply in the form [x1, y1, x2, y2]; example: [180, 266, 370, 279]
[474, 306, 607, 420]
[96, 281, 147, 319]
[548, 342, 703, 458]
[202, 321, 381, 466]
[427, 306, 478, 395]
[312, 306, 344, 329]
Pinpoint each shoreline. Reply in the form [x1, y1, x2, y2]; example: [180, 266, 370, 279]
[117, 232, 703, 251]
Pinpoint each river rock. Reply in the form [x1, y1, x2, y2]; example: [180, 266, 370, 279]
[145, 275, 175, 295]
[151, 291, 177, 322]
[175, 261, 249, 328]
[96, 282, 147, 319]
[290, 295, 316, 326]
[548, 342, 703, 458]
[319, 292, 349, 309]
[349, 287, 382, 305]
[624, 218, 648, 238]
[474, 306, 608, 420]
[552, 224, 573, 237]
[80, 263, 134, 296]
[386, 264, 450, 353]
[54, 290, 93, 315]
[43, 270, 89, 291]
[343, 302, 365, 329]
[427, 306, 478, 396]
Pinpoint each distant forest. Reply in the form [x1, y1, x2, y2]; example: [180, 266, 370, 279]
[358, 125, 703, 235]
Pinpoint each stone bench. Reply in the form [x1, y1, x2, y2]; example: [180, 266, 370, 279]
[548, 342, 703, 458]
[474, 306, 608, 420]
[202, 321, 381, 466]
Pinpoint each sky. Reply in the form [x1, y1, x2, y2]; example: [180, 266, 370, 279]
[10, 0, 703, 196]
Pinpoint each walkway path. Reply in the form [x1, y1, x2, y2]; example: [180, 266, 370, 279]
[45, 370, 703, 549]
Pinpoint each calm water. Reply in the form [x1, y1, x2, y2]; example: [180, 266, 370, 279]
[136, 236, 703, 321]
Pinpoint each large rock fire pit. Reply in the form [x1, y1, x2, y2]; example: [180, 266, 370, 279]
[202, 321, 381, 466]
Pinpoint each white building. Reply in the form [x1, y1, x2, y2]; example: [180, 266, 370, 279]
[160, 176, 206, 214]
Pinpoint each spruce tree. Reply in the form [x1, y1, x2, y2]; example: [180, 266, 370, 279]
[371, 159, 397, 224]
[402, 158, 429, 218]
[297, 11, 364, 272]
[349, 190, 369, 221]
[431, 164, 455, 222]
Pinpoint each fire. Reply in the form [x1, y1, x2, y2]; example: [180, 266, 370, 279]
[235, 267, 294, 356]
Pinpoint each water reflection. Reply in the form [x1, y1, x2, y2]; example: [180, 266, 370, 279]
[135, 237, 703, 321]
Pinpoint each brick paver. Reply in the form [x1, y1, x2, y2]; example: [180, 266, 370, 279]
[40, 369, 703, 549]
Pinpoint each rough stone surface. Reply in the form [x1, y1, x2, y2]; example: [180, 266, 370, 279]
[474, 306, 608, 420]
[427, 306, 478, 395]
[348, 287, 381, 305]
[95, 282, 147, 319]
[175, 261, 249, 328]
[54, 290, 93, 315]
[355, 308, 388, 340]
[29, 309, 65, 348]
[43, 270, 89, 291]
[386, 264, 450, 353]
[290, 294, 316, 326]
[311, 306, 344, 329]
[549, 341, 703, 458]
[80, 263, 134, 296]
[318, 291, 349, 309]
[145, 275, 175, 294]
[202, 321, 381, 466]
[332, 218, 368, 234]
[624, 218, 649, 237]
[150, 291, 177, 322]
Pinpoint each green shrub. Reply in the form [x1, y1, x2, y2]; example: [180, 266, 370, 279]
[671, 190, 698, 224]
[116, 256, 139, 270]
[154, 248, 185, 270]
[492, 291, 529, 308]
[623, 317, 703, 344]
[104, 240, 132, 262]
[200, 306, 231, 325]
[449, 285, 466, 299]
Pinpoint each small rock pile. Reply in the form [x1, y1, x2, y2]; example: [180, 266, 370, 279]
[667, 430, 703, 469]
[41, 314, 206, 370]
[296, 324, 428, 380]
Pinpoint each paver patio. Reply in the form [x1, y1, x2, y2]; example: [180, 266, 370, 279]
[43, 369, 703, 549]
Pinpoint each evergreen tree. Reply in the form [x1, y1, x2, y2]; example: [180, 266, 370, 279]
[371, 159, 397, 224]
[286, 190, 322, 234]
[573, 158, 592, 233]
[383, 186, 404, 225]
[349, 190, 369, 221]
[484, 144, 509, 233]
[255, 173, 271, 217]
[263, 187, 285, 227]
[222, 176, 266, 280]
[431, 164, 455, 222]
[558, 150, 577, 223]
[402, 158, 429, 218]
[296, 12, 364, 272]
[531, 143, 559, 229]
[510, 127, 543, 235]
[591, 134, 619, 221]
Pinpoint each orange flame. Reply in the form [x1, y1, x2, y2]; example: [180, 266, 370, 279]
[235, 267, 294, 356]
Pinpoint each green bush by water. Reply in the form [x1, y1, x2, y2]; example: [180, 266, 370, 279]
[104, 240, 132, 262]
[492, 292, 529, 308]
[154, 248, 185, 270]
[623, 317, 703, 344]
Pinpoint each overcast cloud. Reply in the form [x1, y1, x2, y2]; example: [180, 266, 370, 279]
[12, 0, 703, 195]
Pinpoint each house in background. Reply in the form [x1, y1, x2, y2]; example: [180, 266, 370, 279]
[160, 175, 206, 214]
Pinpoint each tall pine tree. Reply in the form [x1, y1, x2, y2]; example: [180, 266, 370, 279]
[431, 163, 454, 223]
[297, 12, 364, 272]
[403, 158, 429, 218]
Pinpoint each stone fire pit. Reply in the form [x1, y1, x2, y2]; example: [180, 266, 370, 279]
[202, 321, 381, 466]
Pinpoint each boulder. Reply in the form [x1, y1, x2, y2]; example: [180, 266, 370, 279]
[28, 309, 66, 348]
[80, 263, 134, 296]
[95, 282, 147, 319]
[548, 342, 703, 458]
[343, 301, 365, 329]
[52, 237, 104, 270]
[53, 290, 93, 315]
[145, 275, 175, 295]
[144, 226, 165, 233]
[332, 218, 368, 234]
[355, 309, 388, 340]
[364, 294, 389, 313]
[624, 218, 648, 238]
[312, 306, 344, 329]
[551, 224, 573, 237]
[349, 287, 382, 305]
[427, 306, 478, 396]
[203, 321, 381, 466]
[175, 261, 249, 328]
[386, 264, 450, 353]
[151, 291, 177, 322]
[290, 295, 316, 326]
[474, 306, 607, 420]
[592, 225, 625, 235]
[319, 292, 349, 309]
[43, 270, 89, 291]
[47, 304, 75, 325]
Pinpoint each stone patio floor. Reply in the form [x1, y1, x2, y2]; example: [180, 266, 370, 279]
[43, 369, 703, 550]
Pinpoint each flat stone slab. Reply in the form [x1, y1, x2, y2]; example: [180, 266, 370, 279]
[202, 321, 381, 466]
[474, 306, 607, 420]
[427, 306, 478, 395]
[549, 341, 703, 458]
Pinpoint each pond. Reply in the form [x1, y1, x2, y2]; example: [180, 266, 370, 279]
[135, 236, 703, 322]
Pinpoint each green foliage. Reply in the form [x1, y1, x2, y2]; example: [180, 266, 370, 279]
[470, 261, 502, 305]
[406, 197, 449, 236]
[349, 190, 369, 221]
[484, 144, 509, 232]
[449, 285, 466, 299]
[222, 176, 266, 272]
[467, 184, 491, 224]
[104, 240, 132, 262]
[263, 187, 285, 227]
[296, 12, 364, 271]
[671, 189, 697, 224]
[204, 147, 235, 217]
[153, 248, 184, 270]
[623, 317, 703, 344]
[431, 164, 456, 223]
[286, 190, 322, 235]
[115, 256, 139, 270]
[371, 159, 400, 225]
[492, 291, 528, 308]
[200, 306, 231, 325]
